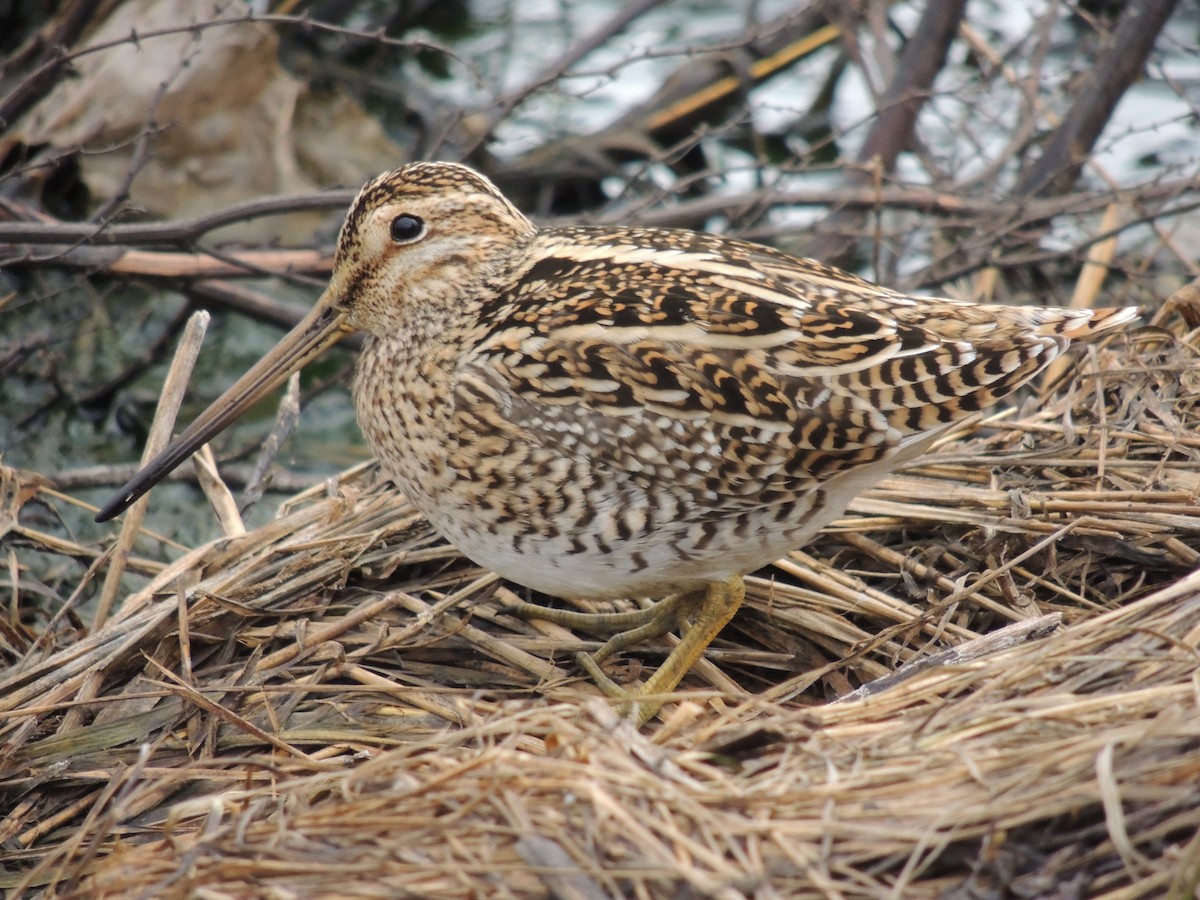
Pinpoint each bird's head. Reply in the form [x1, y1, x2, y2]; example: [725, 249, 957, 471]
[331, 162, 536, 336]
[95, 162, 535, 521]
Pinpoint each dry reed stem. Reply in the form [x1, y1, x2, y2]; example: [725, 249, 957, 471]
[93, 310, 211, 629]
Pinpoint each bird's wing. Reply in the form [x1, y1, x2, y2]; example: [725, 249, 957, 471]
[455, 233, 1065, 511]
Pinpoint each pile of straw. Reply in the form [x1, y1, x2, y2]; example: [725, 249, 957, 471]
[2, 309, 1198, 897]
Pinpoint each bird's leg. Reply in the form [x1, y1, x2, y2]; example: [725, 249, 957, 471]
[573, 593, 692, 692]
[513, 594, 688, 693]
[586, 593, 689, 666]
[508, 595, 682, 633]
[620, 576, 745, 725]
[513, 578, 744, 725]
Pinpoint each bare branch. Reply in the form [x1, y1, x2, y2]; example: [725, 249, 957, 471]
[1016, 0, 1182, 197]
[804, 0, 968, 264]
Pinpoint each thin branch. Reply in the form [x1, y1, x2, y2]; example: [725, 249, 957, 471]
[1015, 0, 1181, 197]
[804, 0, 968, 264]
[0, 192, 355, 246]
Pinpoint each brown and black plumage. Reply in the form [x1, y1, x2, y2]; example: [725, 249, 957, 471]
[98, 162, 1137, 724]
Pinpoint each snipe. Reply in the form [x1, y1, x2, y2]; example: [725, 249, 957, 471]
[98, 162, 1137, 724]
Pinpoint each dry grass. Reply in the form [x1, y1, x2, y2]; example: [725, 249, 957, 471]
[3, 313, 1200, 898]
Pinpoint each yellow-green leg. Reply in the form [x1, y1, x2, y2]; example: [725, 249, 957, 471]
[621, 576, 744, 725]
[508, 594, 684, 634]
[514, 577, 745, 726]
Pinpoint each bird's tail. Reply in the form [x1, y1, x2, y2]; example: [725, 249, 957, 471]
[1039, 305, 1140, 343]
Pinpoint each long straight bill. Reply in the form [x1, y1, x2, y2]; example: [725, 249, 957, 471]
[95, 289, 352, 522]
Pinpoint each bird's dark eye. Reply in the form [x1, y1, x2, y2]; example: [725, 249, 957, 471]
[389, 214, 425, 243]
